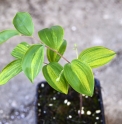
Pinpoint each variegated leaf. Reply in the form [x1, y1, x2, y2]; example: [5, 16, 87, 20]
[13, 12, 34, 36]
[0, 29, 20, 44]
[64, 59, 94, 96]
[78, 46, 116, 68]
[42, 62, 69, 94]
[22, 44, 44, 82]
[38, 25, 64, 49]
[11, 42, 30, 59]
[0, 59, 22, 85]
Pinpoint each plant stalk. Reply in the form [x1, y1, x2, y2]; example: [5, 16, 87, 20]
[79, 94, 82, 118]
[32, 36, 70, 63]
[45, 45, 70, 63]
[74, 44, 78, 59]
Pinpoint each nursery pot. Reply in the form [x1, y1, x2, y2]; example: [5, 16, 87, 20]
[35, 79, 106, 124]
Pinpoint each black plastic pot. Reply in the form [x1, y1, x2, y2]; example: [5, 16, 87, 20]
[35, 79, 106, 124]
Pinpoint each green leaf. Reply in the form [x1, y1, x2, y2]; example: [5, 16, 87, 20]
[47, 39, 67, 62]
[64, 59, 94, 96]
[0, 29, 20, 44]
[22, 44, 44, 82]
[38, 25, 64, 49]
[78, 46, 116, 68]
[0, 59, 22, 85]
[13, 12, 34, 36]
[42, 62, 69, 94]
[11, 42, 30, 59]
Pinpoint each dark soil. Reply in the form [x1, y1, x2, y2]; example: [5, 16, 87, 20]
[36, 79, 105, 124]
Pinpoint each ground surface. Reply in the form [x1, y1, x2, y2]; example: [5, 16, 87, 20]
[0, 0, 122, 124]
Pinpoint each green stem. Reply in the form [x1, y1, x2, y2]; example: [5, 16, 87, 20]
[74, 44, 78, 59]
[56, 69, 64, 82]
[76, 48, 78, 59]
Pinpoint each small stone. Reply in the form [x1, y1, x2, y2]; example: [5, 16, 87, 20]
[71, 26, 77, 31]
[10, 115, 15, 120]
[20, 113, 25, 118]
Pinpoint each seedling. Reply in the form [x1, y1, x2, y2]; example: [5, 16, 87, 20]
[0, 12, 116, 97]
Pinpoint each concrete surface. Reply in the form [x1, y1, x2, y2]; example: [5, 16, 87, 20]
[0, 0, 122, 124]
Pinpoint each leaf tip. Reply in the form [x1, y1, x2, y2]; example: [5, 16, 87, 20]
[63, 90, 68, 95]
[29, 78, 34, 83]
